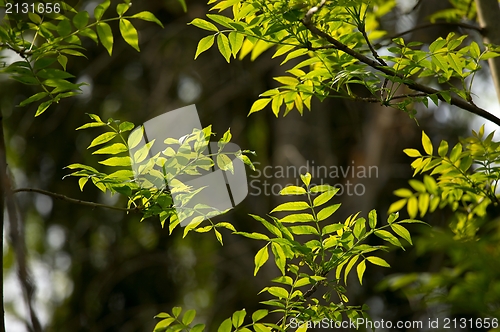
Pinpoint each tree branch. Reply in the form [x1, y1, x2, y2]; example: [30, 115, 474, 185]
[12, 188, 141, 213]
[301, 18, 500, 127]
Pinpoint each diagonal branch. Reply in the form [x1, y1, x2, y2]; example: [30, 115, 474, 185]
[12, 188, 141, 212]
[301, 17, 500, 127]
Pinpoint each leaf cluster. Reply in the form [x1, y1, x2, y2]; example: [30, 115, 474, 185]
[390, 125, 500, 238]
[0, 0, 162, 116]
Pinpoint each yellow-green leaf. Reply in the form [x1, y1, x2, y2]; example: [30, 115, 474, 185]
[248, 98, 271, 115]
[217, 33, 231, 63]
[357, 259, 366, 285]
[279, 186, 306, 195]
[97, 22, 113, 56]
[99, 156, 132, 167]
[254, 245, 269, 276]
[119, 19, 139, 52]
[271, 201, 309, 213]
[88, 132, 117, 148]
[366, 256, 390, 267]
[195, 35, 215, 59]
[421, 131, 433, 155]
[316, 204, 341, 221]
[229, 31, 244, 58]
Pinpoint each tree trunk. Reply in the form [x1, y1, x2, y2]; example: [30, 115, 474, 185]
[476, 0, 500, 105]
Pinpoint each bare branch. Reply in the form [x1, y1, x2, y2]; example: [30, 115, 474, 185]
[13, 188, 141, 213]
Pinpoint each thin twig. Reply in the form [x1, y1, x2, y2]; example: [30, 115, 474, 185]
[301, 18, 500, 127]
[352, 93, 429, 103]
[389, 21, 484, 40]
[12, 188, 141, 212]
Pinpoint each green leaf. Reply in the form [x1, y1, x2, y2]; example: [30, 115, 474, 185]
[289, 225, 319, 235]
[34, 57, 57, 70]
[229, 31, 244, 58]
[447, 53, 463, 74]
[313, 190, 337, 207]
[368, 209, 377, 228]
[128, 126, 144, 149]
[182, 310, 196, 325]
[322, 223, 343, 235]
[271, 201, 309, 213]
[93, 143, 128, 154]
[449, 143, 462, 162]
[134, 139, 155, 163]
[254, 245, 269, 276]
[172, 307, 182, 318]
[218, 128, 232, 151]
[279, 213, 314, 223]
[438, 140, 448, 157]
[94, 0, 110, 20]
[316, 204, 341, 221]
[407, 196, 418, 219]
[403, 148, 421, 157]
[19, 92, 49, 107]
[421, 131, 433, 155]
[97, 22, 114, 56]
[267, 286, 288, 299]
[214, 228, 223, 245]
[58, 55, 68, 70]
[218, 318, 232, 332]
[357, 259, 366, 285]
[374, 230, 402, 248]
[89, 132, 117, 148]
[217, 154, 234, 172]
[37, 68, 74, 79]
[195, 35, 215, 59]
[232, 309, 246, 328]
[309, 184, 337, 193]
[35, 100, 52, 117]
[388, 199, 407, 214]
[344, 255, 359, 284]
[252, 309, 268, 322]
[366, 256, 390, 267]
[73, 11, 89, 30]
[119, 122, 134, 132]
[78, 177, 89, 191]
[130, 11, 164, 28]
[391, 223, 412, 245]
[116, 3, 130, 16]
[99, 156, 132, 167]
[279, 186, 306, 195]
[191, 324, 205, 332]
[215, 222, 236, 232]
[248, 98, 271, 115]
[217, 33, 231, 63]
[190, 18, 218, 32]
[119, 19, 140, 51]
[300, 173, 311, 186]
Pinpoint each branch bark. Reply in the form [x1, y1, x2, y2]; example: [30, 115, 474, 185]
[0, 115, 7, 332]
[301, 18, 500, 127]
[475, 0, 500, 105]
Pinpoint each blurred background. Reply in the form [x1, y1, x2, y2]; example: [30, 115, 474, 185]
[1, 0, 499, 331]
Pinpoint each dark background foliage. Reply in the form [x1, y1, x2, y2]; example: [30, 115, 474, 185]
[1, 0, 489, 331]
